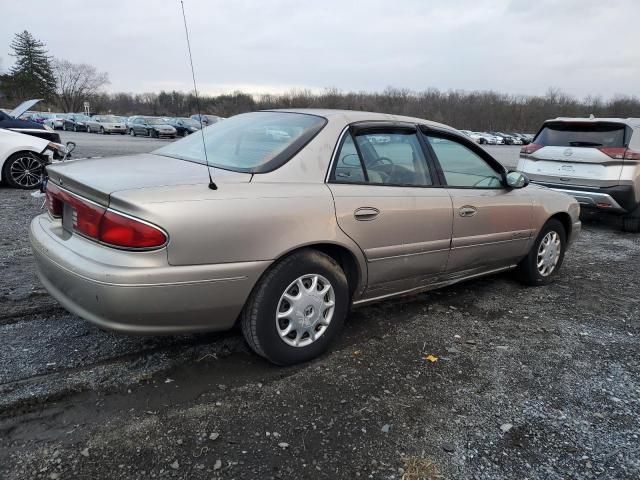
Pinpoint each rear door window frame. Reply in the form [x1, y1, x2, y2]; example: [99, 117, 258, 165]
[327, 121, 443, 188]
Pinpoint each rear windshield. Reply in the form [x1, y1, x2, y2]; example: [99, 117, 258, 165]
[535, 122, 626, 148]
[155, 111, 327, 173]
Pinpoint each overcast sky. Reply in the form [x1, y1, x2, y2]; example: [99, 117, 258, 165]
[3, 0, 639, 99]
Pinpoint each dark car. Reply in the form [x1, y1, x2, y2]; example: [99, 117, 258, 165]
[164, 117, 201, 137]
[128, 117, 177, 138]
[62, 114, 91, 132]
[0, 100, 61, 144]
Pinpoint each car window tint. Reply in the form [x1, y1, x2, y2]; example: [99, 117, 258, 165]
[332, 134, 366, 183]
[427, 136, 502, 188]
[356, 132, 432, 186]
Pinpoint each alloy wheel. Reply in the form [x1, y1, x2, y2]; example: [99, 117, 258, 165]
[275, 274, 336, 348]
[9, 154, 43, 188]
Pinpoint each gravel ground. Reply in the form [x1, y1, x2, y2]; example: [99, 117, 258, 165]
[0, 137, 637, 479]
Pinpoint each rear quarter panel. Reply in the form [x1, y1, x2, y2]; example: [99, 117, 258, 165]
[109, 182, 368, 287]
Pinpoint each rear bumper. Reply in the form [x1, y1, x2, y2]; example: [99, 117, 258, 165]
[532, 182, 637, 213]
[29, 214, 270, 334]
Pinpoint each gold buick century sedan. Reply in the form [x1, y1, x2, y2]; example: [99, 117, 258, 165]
[30, 110, 581, 364]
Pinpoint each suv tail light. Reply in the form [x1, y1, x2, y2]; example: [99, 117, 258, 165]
[598, 147, 640, 160]
[45, 182, 167, 249]
[520, 143, 542, 155]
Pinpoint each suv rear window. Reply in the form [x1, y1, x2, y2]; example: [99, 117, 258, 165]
[535, 122, 626, 148]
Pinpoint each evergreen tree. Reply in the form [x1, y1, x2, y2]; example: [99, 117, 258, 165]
[8, 30, 56, 100]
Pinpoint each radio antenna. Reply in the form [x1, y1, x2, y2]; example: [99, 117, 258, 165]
[180, 0, 217, 190]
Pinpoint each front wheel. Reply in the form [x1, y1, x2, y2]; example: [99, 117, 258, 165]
[516, 219, 566, 286]
[73, 125, 78, 132]
[100, 127, 105, 134]
[129, 128, 136, 136]
[241, 249, 349, 365]
[2, 151, 44, 189]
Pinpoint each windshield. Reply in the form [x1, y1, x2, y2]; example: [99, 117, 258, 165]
[535, 122, 626, 147]
[147, 117, 167, 125]
[177, 118, 200, 127]
[155, 111, 327, 173]
[75, 115, 91, 122]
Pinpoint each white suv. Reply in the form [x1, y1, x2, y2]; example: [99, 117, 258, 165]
[518, 117, 640, 232]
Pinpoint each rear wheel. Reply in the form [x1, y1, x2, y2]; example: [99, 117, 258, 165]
[622, 205, 640, 233]
[516, 219, 566, 286]
[2, 151, 44, 189]
[241, 249, 349, 365]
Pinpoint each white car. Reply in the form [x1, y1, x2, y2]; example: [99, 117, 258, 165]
[44, 114, 67, 130]
[0, 128, 68, 189]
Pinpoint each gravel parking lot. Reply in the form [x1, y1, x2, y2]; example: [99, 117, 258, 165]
[0, 134, 638, 479]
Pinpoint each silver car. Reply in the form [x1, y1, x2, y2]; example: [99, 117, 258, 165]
[86, 115, 128, 135]
[30, 110, 581, 365]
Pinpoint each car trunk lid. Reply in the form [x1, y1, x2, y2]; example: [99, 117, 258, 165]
[45, 153, 251, 205]
[521, 121, 628, 188]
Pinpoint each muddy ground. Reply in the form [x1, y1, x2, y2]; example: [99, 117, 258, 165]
[0, 146, 638, 479]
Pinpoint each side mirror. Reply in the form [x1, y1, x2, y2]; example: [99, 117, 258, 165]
[65, 141, 76, 156]
[505, 171, 529, 189]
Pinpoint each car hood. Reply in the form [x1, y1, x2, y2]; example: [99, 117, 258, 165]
[9, 99, 43, 118]
[46, 153, 252, 205]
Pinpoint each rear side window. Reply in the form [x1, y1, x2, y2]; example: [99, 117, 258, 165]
[535, 123, 626, 148]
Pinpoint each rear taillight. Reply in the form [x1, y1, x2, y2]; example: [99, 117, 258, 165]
[598, 147, 626, 159]
[598, 147, 640, 160]
[624, 148, 640, 160]
[44, 183, 167, 249]
[520, 143, 542, 155]
[45, 183, 63, 218]
[99, 211, 167, 249]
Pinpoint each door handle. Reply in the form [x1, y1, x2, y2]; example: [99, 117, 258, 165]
[458, 205, 478, 217]
[354, 207, 380, 221]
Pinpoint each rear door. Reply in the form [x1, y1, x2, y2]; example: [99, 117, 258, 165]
[328, 124, 453, 297]
[520, 121, 628, 188]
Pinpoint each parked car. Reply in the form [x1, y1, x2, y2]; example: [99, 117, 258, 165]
[495, 132, 522, 145]
[62, 114, 91, 132]
[511, 133, 531, 145]
[44, 114, 67, 130]
[518, 116, 640, 232]
[0, 128, 68, 189]
[190, 114, 223, 127]
[0, 99, 62, 145]
[86, 115, 128, 134]
[31, 109, 580, 365]
[461, 130, 496, 145]
[128, 116, 177, 138]
[164, 117, 201, 137]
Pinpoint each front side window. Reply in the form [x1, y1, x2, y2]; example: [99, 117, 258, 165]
[426, 136, 503, 188]
[331, 130, 432, 186]
[155, 111, 326, 173]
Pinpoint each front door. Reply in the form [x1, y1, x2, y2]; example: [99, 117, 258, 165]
[423, 134, 533, 275]
[328, 125, 453, 297]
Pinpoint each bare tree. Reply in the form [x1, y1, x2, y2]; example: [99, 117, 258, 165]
[53, 58, 109, 112]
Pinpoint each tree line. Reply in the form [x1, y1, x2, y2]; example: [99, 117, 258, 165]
[1, 31, 639, 132]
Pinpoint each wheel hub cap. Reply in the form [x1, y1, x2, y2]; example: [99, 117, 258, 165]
[276, 274, 335, 347]
[536, 231, 561, 277]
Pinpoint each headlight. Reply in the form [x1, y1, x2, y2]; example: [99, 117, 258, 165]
[77, 122, 84, 126]
[44, 141, 68, 156]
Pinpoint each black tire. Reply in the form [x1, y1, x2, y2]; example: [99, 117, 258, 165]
[479, 138, 486, 145]
[100, 127, 105, 134]
[129, 128, 136, 137]
[73, 125, 78, 132]
[2, 151, 44, 189]
[622, 206, 640, 232]
[241, 249, 349, 365]
[516, 219, 566, 286]
[62, 123, 67, 131]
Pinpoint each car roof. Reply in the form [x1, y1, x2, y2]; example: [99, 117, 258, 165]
[549, 117, 640, 128]
[265, 108, 459, 133]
